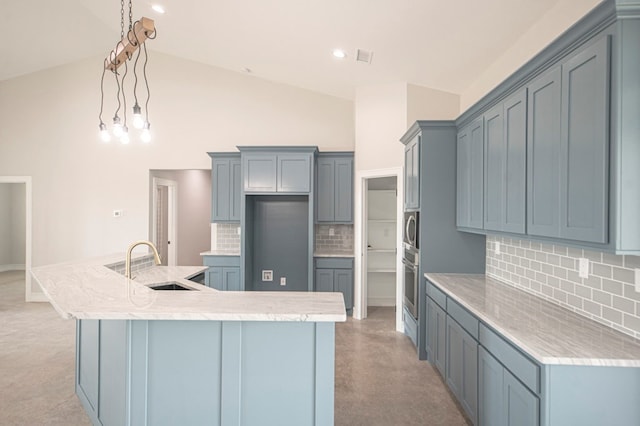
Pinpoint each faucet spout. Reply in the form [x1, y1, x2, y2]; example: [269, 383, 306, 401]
[125, 240, 162, 279]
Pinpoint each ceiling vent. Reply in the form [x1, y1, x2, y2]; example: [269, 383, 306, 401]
[356, 49, 373, 64]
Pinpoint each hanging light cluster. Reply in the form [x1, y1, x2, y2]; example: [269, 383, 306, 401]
[98, 0, 156, 144]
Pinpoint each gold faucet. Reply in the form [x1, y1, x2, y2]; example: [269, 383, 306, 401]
[125, 240, 162, 279]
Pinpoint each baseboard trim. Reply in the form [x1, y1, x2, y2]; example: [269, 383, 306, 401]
[0, 264, 25, 272]
[367, 297, 396, 307]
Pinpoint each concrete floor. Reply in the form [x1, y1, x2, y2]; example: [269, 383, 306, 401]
[0, 271, 467, 425]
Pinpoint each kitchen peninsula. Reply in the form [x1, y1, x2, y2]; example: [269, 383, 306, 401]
[31, 253, 346, 426]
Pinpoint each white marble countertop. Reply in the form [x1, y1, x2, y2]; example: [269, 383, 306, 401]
[200, 250, 240, 256]
[31, 254, 346, 322]
[425, 273, 640, 367]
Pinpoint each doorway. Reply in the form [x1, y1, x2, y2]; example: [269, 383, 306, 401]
[151, 178, 177, 266]
[355, 167, 404, 332]
[0, 177, 38, 302]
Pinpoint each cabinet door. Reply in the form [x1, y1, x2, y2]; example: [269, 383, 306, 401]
[479, 347, 505, 426]
[316, 158, 336, 222]
[315, 269, 334, 292]
[229, 159, 242, 221]
[469, 118, 484, 230]
[427, 297, 446, 377]
[446, 317, 478, 424]
[410, 137, 420, 210]
[206, 267, 224, 290]
[504, 369, 539, 426]
[502, 89, 527, 234]
[484, 104, 504, 231]
[244, 154, 277, 192]
[559, 36, 609, 243]
[212, 159, 231, 222]
[334, 157, 353, 222]
[456, 128, 471, 228]
[527, 66, 561, 238]
[223, 267, 241, 291]
[334, 269, 353, 310]
[278, 154, 311, 193]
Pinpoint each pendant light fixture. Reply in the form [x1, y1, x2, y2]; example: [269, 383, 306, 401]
[98, 0, 156, 144]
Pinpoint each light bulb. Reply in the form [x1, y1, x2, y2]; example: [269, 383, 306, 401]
[99, 122, 111, 142]
[120, 126, 130, 144]
[141, 122, 151, 143]
[113, 116, 123, 137]
[132, 104, 144, 129]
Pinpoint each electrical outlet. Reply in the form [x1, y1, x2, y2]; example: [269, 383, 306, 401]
[262, 270, 273, 281]
[329, 228, 335, 236]
[113, 209, 123, 218]
[280, 277, 286, 286]
[494, 241, 501, 255]
[635, 269, 640, 293]
[578, 258, 589, 278]
[236, 227, 241, 235]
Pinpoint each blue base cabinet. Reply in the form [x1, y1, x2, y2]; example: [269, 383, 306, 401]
[203, 255, 241, 291]
[426, 296, 446, 377]
[314, 257, 353, 314]
[76, 319, 336, 426]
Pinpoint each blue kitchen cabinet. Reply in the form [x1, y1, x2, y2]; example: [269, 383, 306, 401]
[483, 89, 527, 234]
[558, 35, 609, 244]
[206, 267, 240, 291]
[240, 147, 317, 194]
[203, 255, 241, 291]
[209, 153, 241, 222]
[446, 316, 478, 424]
[314, 257, 353, 314]
[403, 135, 420, 211]
[504, 369, 539, 426]
[316, 153, 354, 223]
[456, 117, 484, 230]
[426, 296, 446, 378]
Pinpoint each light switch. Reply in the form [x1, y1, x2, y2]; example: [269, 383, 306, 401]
[280, 277, 286, 286]
[578, 258, 589, 278]
[113, 209, 123, 218]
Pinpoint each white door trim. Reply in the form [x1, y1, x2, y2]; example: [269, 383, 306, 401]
[354, 167, 404, 332]
[151, 178, 178, 266]
[0, 176, 41, 302]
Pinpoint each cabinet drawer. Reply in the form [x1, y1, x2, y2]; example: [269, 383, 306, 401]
[203, 256, 241, 268]
[479, 323, 540, 394]
[314, 257, 353, 269]
[446, 298, 479, 340]
[427, 280, 447, 310]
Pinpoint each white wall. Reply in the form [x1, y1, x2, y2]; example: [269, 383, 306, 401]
[0, 52, 354, 292]
[0, 183, 25, 268]
[149, 170, 211, 266]
[459, 0, 601, 111]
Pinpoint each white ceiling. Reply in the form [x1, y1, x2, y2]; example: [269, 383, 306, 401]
[1, 0, 598, 99]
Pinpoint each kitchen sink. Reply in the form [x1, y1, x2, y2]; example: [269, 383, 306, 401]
[149, 282, 196, 291]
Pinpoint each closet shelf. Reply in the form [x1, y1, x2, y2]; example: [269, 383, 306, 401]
[367, 248, 396, 253]
[367, 219, 396, 223]
[368, 268, 396, 273]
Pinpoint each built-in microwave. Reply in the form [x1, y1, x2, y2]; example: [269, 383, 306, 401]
[403, 211, 419, 249]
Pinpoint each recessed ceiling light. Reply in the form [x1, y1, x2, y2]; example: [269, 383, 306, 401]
[152, 4, 165, 14]
[332, 49, 347, 59]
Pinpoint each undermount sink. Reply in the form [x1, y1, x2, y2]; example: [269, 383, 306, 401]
[149, 282, 196, 291]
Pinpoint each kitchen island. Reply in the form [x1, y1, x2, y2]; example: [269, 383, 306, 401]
[32, 254, 346, 426]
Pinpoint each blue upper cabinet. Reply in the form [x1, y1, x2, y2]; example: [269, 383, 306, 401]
[483, 89, 527, 233]
[209, 153, 241, 222]
[559, 36, 610, 244]
[457, 117, 484, 230]
[316, 153, 354, 223]
[403, 135, 420, 211]
[528, 36, 610, 244]
[239, 147, 317, 194]
[527, 66, 562, 239]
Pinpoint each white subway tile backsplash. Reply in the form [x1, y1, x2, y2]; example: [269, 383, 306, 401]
[487, 235, 640, 340]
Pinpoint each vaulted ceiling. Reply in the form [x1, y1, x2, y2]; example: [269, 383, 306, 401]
[0, 0, 600, 99]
